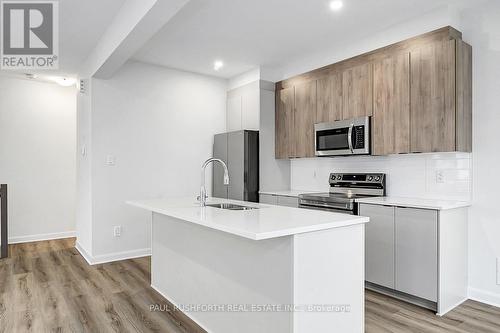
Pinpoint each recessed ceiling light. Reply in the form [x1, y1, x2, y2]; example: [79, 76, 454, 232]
[329, 0, 343, 11]
[214, 60, 224, 71]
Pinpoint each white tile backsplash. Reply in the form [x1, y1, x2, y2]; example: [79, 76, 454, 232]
[290, 153, 472, 201]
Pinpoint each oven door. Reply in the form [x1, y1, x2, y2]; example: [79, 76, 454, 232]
[314, 117, 370, 156]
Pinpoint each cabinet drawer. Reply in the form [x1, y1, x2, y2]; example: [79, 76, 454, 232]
[259, 194, 278, 205]
[395, 207, 438, 301]
[277, 195, 299, 208]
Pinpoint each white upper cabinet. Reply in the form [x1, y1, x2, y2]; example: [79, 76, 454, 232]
[227, 95, 242, 131]
[227, 81, 260, 132]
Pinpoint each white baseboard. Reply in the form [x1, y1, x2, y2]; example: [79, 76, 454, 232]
[75, 241, 151, 265]
[8, 231, 76, 244]
[75, 241, 94, 265]
[468, 287, 500, 308]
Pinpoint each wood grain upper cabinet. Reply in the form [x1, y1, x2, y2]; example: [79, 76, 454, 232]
[373, 53, 410, 155]
[342, 62, 373, 119]
[410, 40, 456, 153]
[316, 73, 342, 123]
[456, 40, 473, 152]
[275, 87, 295, 159]
[294, 81, 317, 158]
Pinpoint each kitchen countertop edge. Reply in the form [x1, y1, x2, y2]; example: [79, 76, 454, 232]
[355, 196, 471, 210]
[127, 198, 369, 241]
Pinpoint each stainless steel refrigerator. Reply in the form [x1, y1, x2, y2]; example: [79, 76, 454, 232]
[212, 130, 259, 202]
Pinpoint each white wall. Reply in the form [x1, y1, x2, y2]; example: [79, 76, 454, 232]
[0, 76, 76, 242]
[82, 61, 226, 259]
[458, 0, 500, 306]
[291, 153, 472, 201]
[227, 68, 261, 91]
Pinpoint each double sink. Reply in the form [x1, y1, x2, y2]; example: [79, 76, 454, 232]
[206, 203, 258, 211]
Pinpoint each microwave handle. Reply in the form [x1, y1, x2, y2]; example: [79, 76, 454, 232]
[348, 124, 354, 153]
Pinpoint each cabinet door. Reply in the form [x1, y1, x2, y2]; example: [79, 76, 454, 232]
[277, 195, 299, 208]
[410, 40, 456, 153]
[275, 87, 295, 159]
[456, 40, 472, 152]
[342, 62, 373, 119]
[360, 204, 395, 289]
[227, 95, 242, 131]
[395, 207, 438, 301]
[316, 73, 342, 123]
[373, 53, 410, 155]
[242, 88, 260, 130]
[259, 194, 278, 205]
[294, 81, 317, 158]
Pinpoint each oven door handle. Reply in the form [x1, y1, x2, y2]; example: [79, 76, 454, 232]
[348, 124, 354, 153]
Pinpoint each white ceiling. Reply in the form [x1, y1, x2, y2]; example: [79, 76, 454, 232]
[28, 0, 126, 77]
[133, 0, 478, 79]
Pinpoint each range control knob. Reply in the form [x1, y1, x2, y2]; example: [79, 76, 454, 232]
[337, 175, 342, 180]
[367, 176, 373, 181]
[375, 176, 381, 181]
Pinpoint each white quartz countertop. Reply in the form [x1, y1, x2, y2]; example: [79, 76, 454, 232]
[355, 196, 471, 210]
[127, 197, 369, 240]
[258, 190, 320, 197]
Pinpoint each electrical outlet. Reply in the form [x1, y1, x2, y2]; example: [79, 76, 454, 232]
[106, 154, 116, 166]
[436, 170, 445, 183]
[114, 226, 122, 237]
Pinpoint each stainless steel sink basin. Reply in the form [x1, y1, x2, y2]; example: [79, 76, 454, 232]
[206, 203, 258, 210]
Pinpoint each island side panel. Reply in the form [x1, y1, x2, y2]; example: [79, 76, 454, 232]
[292, 223, 365, 333]
[151, 213, 294, 333]
[437, 208, 468, 315]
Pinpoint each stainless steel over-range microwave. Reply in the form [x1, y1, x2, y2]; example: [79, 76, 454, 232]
[314, 116, 370, 156]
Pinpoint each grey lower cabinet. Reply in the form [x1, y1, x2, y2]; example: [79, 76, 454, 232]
[360, 204, 395, 289]
[360, 204, 438, 304]
[277, 196, 299, 208]
[395, 207, 438, 302]
[259, 194, 299, 208]
[259, 194, 278, 205]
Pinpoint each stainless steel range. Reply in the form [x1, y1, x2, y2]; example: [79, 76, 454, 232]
[299, 173, 386, 214]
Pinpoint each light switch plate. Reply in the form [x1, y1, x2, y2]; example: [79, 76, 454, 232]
[114, 226, 122, 237]
[436, 170, 445, 183]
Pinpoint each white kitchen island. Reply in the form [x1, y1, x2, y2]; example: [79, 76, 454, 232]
[128, 197, 369, 333]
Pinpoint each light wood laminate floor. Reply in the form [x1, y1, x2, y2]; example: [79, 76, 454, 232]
[1, 239, 499, 333]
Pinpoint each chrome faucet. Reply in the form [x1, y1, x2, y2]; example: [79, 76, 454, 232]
[198, 158, 229, 206]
